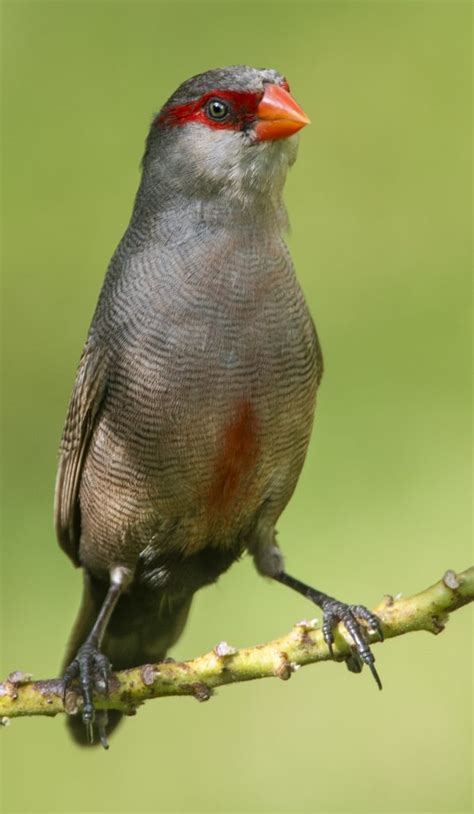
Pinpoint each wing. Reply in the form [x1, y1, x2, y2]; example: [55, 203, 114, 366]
[54, 338, 108, 566]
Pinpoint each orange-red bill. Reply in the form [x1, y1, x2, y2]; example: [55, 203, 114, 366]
[255, 83, 310, 141]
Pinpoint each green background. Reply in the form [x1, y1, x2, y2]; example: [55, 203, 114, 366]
[1, 1, 472, 812]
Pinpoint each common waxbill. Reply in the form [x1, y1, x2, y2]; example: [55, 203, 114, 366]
[56, 65, 382, 747]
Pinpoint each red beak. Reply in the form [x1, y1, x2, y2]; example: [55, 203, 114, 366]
[254, 84, 310, 142]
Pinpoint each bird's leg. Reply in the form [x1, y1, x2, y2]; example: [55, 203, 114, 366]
[63, 566, 132, 745]
[273, 571, 384, 689]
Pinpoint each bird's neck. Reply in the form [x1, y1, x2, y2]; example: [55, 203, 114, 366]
[131, 170, 289, 240]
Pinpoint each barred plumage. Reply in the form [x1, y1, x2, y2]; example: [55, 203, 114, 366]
[56, 66, 323, 745]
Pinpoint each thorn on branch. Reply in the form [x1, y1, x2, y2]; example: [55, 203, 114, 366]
[64, 690, 79, 714]
[443, 570, 460, 591]
[187, 683, 212, 702]
[430, 614, 448, 634]
[141, 664, 158, 687]
[275, 653, 292, 681]
[7, 671, 33, 685]
[0, 567, 472, 724]
[214, 641, 238, 658]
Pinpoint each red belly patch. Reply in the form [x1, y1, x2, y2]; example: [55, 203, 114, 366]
[208, 401, 259, 516]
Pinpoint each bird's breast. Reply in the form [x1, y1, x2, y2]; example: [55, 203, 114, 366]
[80, 230, 321, 569]
[207, 399, 260, 518]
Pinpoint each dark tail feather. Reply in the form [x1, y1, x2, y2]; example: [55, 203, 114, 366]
[63, 571, 192, 747]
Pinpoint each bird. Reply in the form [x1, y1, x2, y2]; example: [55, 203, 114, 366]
[55, 65, 383, 748]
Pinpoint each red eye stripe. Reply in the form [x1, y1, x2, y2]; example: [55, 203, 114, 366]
[155, 89, 263, 130]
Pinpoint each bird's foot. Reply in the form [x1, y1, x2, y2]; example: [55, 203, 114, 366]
[63, 639, 112, 746]
[320, 598, 384, 689]
[274, 572, 384, 689]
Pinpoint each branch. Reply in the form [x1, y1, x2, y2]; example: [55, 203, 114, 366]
[1, 567, 472, 723]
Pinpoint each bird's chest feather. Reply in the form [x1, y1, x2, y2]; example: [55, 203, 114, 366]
[155, 298, 317, 534]
[100, 236, 319, 550]
[207, 399, 260, 517]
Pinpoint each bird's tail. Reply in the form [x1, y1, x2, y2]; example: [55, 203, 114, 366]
[62, 571, 192, 746]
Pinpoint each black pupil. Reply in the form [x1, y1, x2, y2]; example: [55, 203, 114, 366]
[208, 100, 228, 120]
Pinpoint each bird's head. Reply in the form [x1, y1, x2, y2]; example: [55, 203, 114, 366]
[142, 66, 310, 215]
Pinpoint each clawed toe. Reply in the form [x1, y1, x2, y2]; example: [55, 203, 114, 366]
[62, 640, 112, 745]
[351, 605, 384, 641]
[321, 599, 383, 690]
[273, 572, 384, 690]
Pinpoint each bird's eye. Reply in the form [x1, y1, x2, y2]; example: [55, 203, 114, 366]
[205, 98, 230, 121]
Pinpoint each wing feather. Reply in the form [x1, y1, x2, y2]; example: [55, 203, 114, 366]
[54, 340, 107, 565]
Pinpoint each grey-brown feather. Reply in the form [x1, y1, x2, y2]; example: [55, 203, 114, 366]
[55, 67, 323, 717]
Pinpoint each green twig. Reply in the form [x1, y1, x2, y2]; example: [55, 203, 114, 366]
[1, 567, 472, 723]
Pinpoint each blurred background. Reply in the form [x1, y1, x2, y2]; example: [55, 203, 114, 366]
[1, 1, 471, 812]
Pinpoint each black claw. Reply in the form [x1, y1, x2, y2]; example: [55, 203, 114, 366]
[82, 702, 95, 724]
[85, 719, 95, 745]
[322, 620, 335, 659]
[95, 654, 111, 693]
[368, 660, 383, 691]
[319, 599, 383, 689]
[99, 730, 109, 750]
[62, 640, 112, 744]
[62, 667, 78, 704]
[97, 711, 110, 750]
[274, 573, 383, 690]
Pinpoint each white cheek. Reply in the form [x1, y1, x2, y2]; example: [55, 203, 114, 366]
[181, 125, 239, 185]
